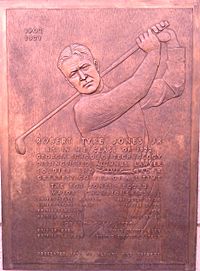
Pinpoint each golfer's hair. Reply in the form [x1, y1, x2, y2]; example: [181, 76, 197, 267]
[57, 43, 94, 71]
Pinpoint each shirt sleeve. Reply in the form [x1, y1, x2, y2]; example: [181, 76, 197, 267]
[140, 47, 185, 110]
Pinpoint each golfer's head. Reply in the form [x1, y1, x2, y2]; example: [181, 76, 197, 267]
[58, 44, 101, 94]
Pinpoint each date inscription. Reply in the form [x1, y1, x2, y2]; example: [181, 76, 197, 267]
[24, 27, 43, 41]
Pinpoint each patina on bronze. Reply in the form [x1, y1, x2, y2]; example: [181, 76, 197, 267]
[0, 1, 199, 270]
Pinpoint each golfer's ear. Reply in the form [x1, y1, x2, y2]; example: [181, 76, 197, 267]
[94, 59, 99, 72]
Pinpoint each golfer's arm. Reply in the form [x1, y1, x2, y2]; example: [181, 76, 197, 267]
[75, 50, 160, 134]
[140, 47, 185, 109]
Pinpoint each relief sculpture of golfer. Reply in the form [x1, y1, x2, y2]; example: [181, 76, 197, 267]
[56, 20, 185, 249]
[15, 20, 185, 255]
[57, 22, 185, 141]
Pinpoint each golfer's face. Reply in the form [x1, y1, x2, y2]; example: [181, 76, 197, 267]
[62, 54, 101, 94]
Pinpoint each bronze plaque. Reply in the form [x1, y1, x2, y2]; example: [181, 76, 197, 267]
[0, 1, 199, 270]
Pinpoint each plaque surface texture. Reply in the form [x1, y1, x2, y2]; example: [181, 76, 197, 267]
[0, 1, 199, 270]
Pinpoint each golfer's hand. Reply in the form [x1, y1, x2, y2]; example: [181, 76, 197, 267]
[151, 21, 169, 35]
[151, 21, 180, 48]
[136, 29, 160, 53]
[164, 29, 180, 48]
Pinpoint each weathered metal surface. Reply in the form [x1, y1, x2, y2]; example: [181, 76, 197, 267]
[0, 1, 199, 270]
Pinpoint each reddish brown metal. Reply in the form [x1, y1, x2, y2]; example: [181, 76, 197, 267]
[0, 1, 199, 271]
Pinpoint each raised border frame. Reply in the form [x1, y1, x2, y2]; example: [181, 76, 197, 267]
[0, 0, 199, 270]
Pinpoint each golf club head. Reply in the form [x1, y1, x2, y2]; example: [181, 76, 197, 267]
[15, 137, 26, 155]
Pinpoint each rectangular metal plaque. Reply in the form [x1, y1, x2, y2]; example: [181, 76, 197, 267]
[0, 1, 199, 270]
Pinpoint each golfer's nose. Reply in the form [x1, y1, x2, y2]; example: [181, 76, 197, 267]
[78, 69, 87, 81]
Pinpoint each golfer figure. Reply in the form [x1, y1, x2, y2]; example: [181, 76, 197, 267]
[57, 22, 185, 142]
[57, 22, 185, 254]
